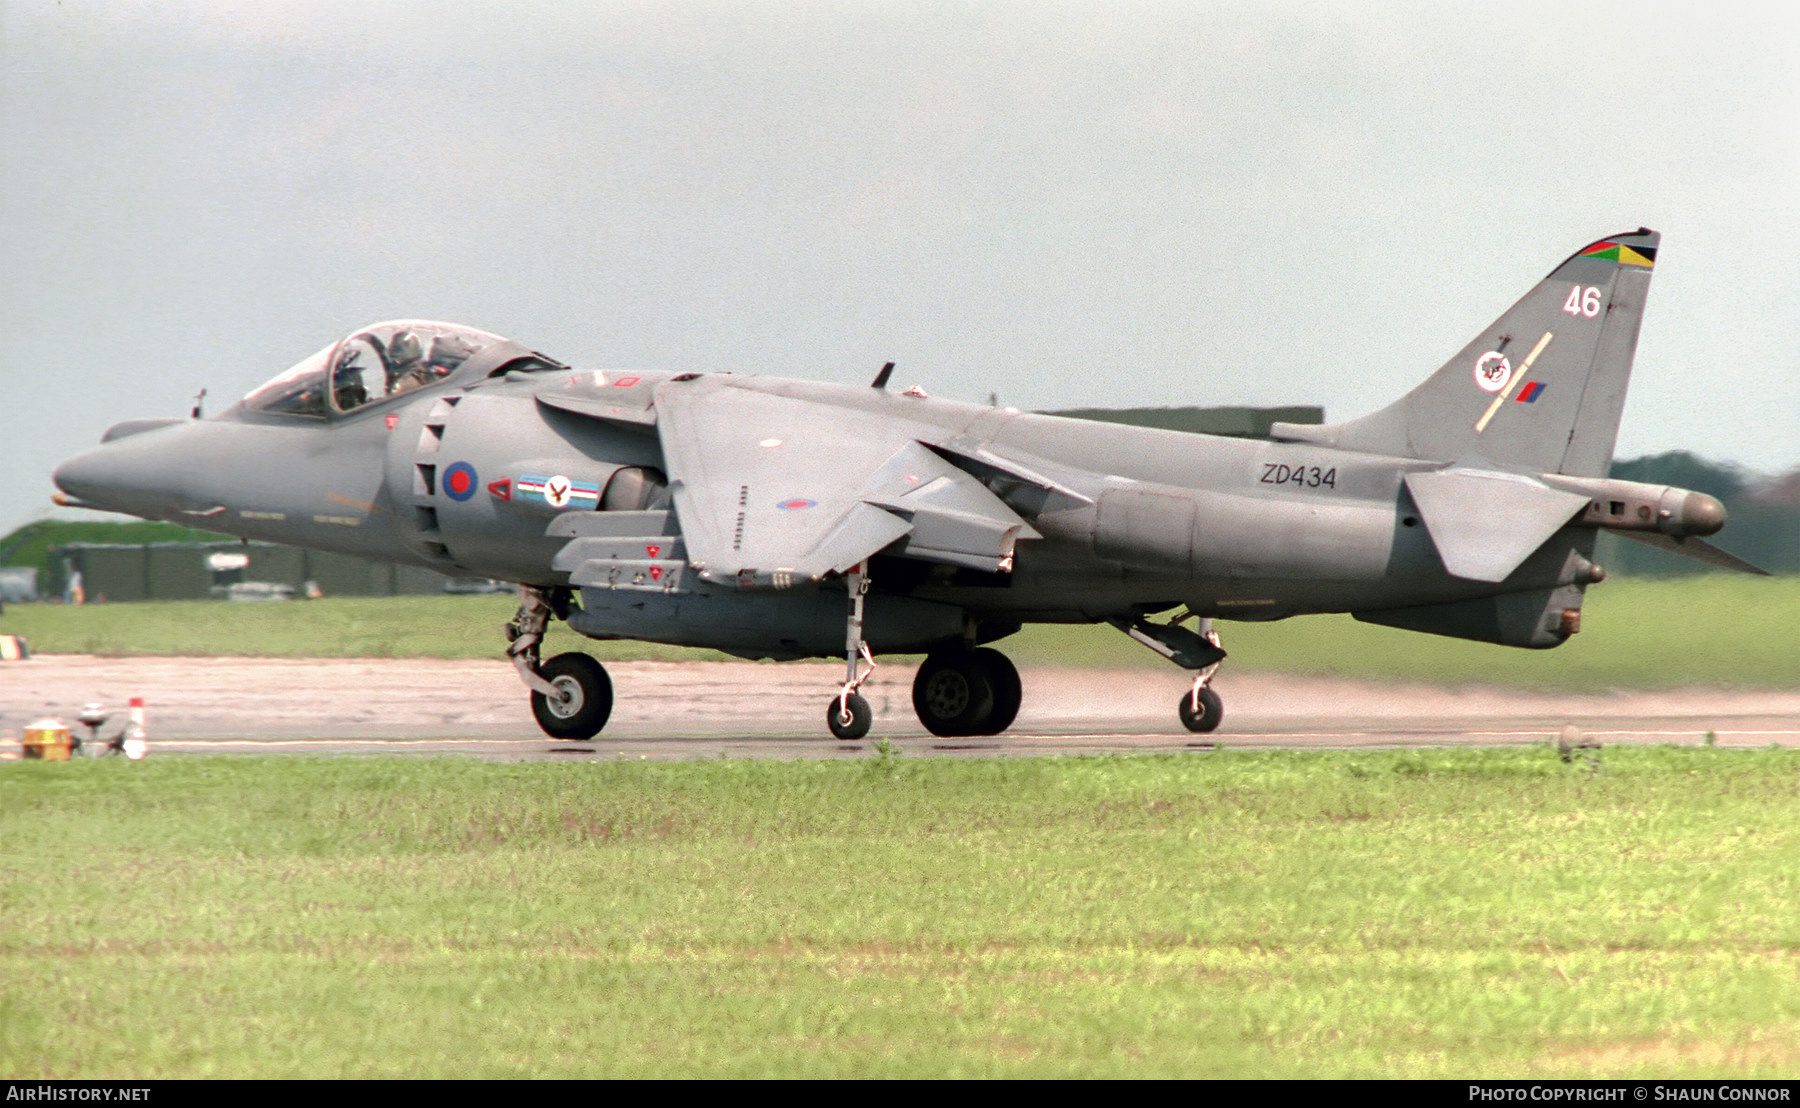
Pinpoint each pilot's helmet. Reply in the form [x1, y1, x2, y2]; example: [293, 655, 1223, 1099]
[387, 330, 423, 368]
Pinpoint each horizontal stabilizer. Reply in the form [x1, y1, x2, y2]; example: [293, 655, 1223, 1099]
[1617, 531, 1770, 576]
[1404, 469, 1589, 583]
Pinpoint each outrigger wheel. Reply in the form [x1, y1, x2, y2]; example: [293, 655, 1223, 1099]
[827, 692, 873, 740]
[530, 652, 614, 740]
[1177, 685, 1223, 733]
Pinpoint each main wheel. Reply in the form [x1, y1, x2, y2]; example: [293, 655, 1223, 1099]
[531, 652, 613, 739]
[971, 648, 1022, 735]
[827, 692, 872, 740]
[912, 650, 996, 737]
[1177, 686, 1223, 733]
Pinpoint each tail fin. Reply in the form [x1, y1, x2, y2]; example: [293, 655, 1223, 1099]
[1271, 229, 1659, 477]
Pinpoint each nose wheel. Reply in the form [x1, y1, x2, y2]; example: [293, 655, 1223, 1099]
[531, 652, 614, 740]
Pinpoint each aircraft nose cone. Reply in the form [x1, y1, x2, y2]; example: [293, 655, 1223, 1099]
[52, 447, 129, 507]
[53, 423, 208, 517]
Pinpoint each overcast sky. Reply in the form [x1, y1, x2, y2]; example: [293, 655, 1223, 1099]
[4, 0, 1797, 536]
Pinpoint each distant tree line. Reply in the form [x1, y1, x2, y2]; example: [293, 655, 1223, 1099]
[1602, 451, 1798, 575]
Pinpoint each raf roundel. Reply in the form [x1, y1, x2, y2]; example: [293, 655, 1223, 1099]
[443, 461, 478, 502]
[778, 498, 818, 511]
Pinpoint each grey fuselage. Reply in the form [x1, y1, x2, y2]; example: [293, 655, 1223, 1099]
[55, 363, 1560, 659]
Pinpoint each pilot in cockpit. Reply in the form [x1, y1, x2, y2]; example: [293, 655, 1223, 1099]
[385, 330, 430, 396]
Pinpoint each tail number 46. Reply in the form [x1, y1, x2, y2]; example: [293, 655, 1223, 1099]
[1563, 285, 1603, 318]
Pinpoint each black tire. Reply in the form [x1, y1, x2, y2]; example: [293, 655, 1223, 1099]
[1177, 686, 1223, 733]
[912, 650, 996, 737]
[971, 648, 1022, 735]
[531, 652, 613, 740]
[827, 692, 872, 740]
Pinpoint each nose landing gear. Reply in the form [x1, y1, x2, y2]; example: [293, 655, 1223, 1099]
[531, 652, 614, 740]
[509, 585, 613, 740]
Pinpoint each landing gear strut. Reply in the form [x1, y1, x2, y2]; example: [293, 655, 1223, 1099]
[1177, 618, 1224, 734]
[509, 585, 613, 740]
[825, 564, 1025, 740]
[828, 561, 876, 740]
[1109, 610, 1227, 734]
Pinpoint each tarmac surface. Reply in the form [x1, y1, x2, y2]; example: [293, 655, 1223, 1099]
[4, 654, 1799, 762]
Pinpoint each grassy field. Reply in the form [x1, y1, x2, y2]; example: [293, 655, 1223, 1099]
[3, 575, 1798, 688]
[4, 748, 1799, 1078]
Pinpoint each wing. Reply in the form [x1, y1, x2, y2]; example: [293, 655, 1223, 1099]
[652, 377, 1039, 589]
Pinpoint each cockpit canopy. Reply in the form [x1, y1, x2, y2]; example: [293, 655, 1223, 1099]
[241, 321, 521, 418]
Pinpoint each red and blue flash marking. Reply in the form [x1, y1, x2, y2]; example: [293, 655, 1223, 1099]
[1515, 382, 1547, 404]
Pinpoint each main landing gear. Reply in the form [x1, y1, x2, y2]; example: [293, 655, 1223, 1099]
[1109, 610, 1227, 734]
[509, 586, 613, 740]
[911, 646, 1021, 738]
[825, 561, 1022, 740]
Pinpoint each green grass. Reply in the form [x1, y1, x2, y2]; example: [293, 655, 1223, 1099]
[5, 575, 1799, 689]
[4, 749, 1799, 1078]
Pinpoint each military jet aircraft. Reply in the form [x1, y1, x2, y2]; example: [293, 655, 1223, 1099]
[53, 228, 1761, 741]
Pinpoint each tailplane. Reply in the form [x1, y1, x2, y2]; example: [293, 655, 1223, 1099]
[1272, 229, 1659, 477]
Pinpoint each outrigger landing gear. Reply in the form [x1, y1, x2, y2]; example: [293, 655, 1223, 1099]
[1108, 610, 1227, 734]
[509, 585, 613, 740]
[829, 561, 876, 740]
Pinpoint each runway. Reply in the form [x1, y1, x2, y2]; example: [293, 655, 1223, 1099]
[4, 655, 1798, 761]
